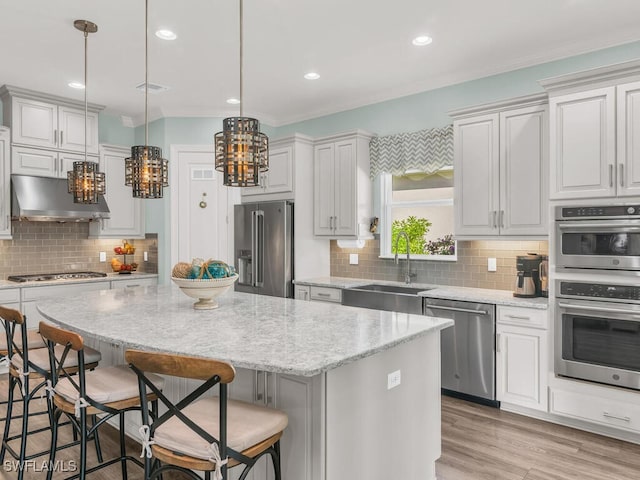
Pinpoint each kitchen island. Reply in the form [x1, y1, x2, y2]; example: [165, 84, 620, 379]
[37, 284, 452, 480]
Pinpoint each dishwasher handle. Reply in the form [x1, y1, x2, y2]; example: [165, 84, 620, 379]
[424, 303, 490, 316]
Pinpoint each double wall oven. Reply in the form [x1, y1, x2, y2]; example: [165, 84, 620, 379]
[555, 204, 640, 390]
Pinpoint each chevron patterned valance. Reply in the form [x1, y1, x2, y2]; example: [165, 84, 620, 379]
[369, 124, 453, 178]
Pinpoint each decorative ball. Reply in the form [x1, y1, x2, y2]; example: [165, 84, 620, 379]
[171, 262, 192, 279]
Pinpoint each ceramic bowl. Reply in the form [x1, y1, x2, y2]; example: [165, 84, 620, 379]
[171, 274, 239, 310]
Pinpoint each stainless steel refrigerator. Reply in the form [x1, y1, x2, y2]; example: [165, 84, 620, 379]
[234, 200, 293, 298]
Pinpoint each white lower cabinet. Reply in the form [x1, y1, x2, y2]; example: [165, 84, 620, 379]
[309, 286, 341, 303]
[110, 276, 157, 289]
[295, 284, 342, 303]
[20, 281, 111, 328]
[227, 368, 320, 480]
[149, 367, 319, 480]
[294, 285, 310, 301]
[496, 306, 548, 412]
[550, 380, 640, 434]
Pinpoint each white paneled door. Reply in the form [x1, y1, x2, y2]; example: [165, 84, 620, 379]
[170, 145, 237, 270]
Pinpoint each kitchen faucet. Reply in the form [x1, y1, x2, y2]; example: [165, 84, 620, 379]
[394, 230, 415, 284]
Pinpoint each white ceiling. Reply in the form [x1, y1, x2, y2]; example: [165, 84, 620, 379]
[1, 0, 640, 127]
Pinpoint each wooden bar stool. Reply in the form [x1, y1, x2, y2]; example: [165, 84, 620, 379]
[0, 306, 102, 480]
[126, 349, 288, 480]
[0, 322, 46, 411]
[40, 322, 164, 480]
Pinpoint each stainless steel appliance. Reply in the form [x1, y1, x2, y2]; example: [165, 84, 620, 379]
[555, 204, 640, 271]
[514, 253, 542, 297]
[7, 272, 107, 282]
[555, 275, 640, 390]
[423, 298, 497, 406]
[12, 175, 110, 222]
[234, 201, 293, 298]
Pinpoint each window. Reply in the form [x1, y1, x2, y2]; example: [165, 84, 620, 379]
[379, 168, 456, 261]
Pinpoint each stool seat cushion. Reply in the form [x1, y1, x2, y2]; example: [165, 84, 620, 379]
[0, 330, 46, 353]
[153, 396, 288, 460]
[55, 365, 165, 404]
[11, 344, 102, 372]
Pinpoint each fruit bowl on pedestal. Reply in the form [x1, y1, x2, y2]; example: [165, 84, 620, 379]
[171, 274, 239, 310]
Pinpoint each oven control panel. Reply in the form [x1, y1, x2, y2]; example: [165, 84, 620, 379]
[557, 205, 640, 219]
[559, 281, 640, 301]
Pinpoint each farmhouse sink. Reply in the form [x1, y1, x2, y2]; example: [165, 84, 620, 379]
[341, 283, 431, 315]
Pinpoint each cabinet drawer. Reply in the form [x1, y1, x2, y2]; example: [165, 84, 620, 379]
[550, 388, 640, 433]
[111, 277, 157, 289]
[497, 306, 547, 329]
[310, 286, 342, 303]
[0, 288, 20, 304]
[21, 281, 111, 301]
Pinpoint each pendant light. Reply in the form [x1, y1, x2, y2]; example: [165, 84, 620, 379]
[214, 0, 268, 187]
[67, 20, 106, 204]
[125, 0, 169, 198]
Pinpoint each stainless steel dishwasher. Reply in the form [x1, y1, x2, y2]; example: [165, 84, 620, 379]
[423, 297, 498, 406]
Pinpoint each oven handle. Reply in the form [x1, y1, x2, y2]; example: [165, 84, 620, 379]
[557, 221, 640, 230]
[558, 302, 640, 318]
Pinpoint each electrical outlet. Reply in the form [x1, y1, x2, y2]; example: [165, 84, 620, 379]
[143, 251, 149, 262]
[387, 370, 401, 390]
[349, 253, 359, 265]
[99, 251, 106, 262]
[488, 257, 497, 272]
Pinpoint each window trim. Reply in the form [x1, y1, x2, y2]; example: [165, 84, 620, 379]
[379, 173, 457, 261]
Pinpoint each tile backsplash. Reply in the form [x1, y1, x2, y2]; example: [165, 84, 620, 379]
[0, 222, 158, 278]
[330, 238, 548, 291]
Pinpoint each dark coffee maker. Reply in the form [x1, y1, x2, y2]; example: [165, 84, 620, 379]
[514, 253, 542, 298]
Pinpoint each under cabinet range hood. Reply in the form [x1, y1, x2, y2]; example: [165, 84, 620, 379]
[11, 175, 110, 222]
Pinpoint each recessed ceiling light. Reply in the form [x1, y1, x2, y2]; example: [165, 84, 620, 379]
[226, 98, 241, 105]
[155, 29, 177, 41]
[412, 35, 433, 46]
[304, 72, 320, 80]
[68, 82, 85, 89]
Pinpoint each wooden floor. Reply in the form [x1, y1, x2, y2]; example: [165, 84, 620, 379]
[2, 380, 640, 479]
[438, 396, 640, 480]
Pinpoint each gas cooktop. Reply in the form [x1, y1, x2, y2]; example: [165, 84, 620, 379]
[7, 272, 108, 283]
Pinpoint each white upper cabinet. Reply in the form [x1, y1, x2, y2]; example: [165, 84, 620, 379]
[0, 85, 103, 178]
[3, 93, 99, 155]
[313, 131, 373, 238]
[452, 94, 548, 238]
[241, 143, 294, 200]
[548, 88, 616, 199]
[11, 146, 93, 178]
[57, 105, 99, 154]
[541, 60, 640, 199]
[89, 144, 145, 239]
[0, 127, 11, 239]
[617, 81, 640, 196]
[10, 97, 58, 149]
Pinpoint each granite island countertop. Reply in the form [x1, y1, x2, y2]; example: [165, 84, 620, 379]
[37, 284, 453, 377]
[294, 276, 548, 309]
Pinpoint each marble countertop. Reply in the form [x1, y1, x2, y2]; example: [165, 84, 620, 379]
[0, 272, 158, 289]
[36, 285, 452, 377]
[294, 277, 548, 309]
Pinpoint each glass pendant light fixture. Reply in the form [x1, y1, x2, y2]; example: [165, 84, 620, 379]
[214, 0, 268, 187]
[125, 0, 169, 198]
[67, 20, 106, 204]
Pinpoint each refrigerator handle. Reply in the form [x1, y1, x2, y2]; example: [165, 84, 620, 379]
[253, 210, 265, 287]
